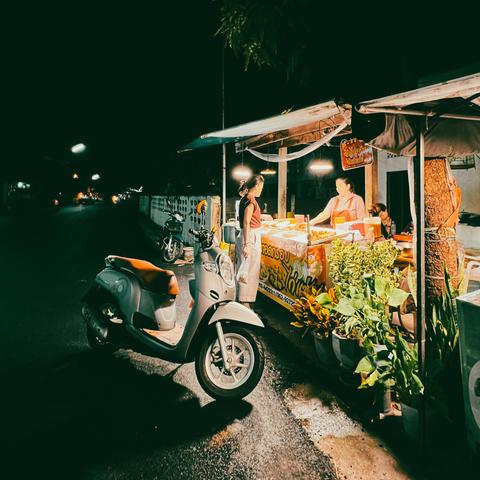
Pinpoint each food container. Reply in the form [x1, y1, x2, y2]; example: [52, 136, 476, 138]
[335, 220, 365, 236]
[396, 242, 413, 258]
[222, 222, 238, 244]
[364, 217, 382, 238]
[393, 233, 413, 243]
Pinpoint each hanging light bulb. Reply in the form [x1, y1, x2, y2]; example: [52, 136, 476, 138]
[309, 160, 334, 174]
[260, 167, 276, 175]
[232, 165, 252, 181]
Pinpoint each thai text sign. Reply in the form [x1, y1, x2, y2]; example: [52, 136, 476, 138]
[259, 233, 327, 310]
[340, 138, 373, 171]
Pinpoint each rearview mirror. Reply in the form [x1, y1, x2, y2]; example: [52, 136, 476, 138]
[195, 199, 207, 215]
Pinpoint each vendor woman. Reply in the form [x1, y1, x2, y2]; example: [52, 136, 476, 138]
[310, 177, 366, 227]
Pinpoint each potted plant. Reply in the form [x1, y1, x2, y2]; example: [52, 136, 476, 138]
[328, 239, 403, 370]
[355, 329, 424, 438]
[328, 239, 400, 300]
[332, 275, 410, 370]
[291, 287, 338, 366]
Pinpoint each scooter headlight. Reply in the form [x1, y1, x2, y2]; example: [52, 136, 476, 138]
[218, 254, 234, 287]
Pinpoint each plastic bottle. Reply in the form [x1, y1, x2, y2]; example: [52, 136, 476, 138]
[390, 220, 396, 237]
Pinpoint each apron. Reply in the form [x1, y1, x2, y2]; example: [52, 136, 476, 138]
[330, 196, 354, 227]
[235, 228, 262, 303]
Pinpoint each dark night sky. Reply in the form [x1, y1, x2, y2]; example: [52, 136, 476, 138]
[1, 2, 479, 195]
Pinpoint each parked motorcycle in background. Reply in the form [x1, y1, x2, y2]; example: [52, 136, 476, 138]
[156, 202, 185, 263]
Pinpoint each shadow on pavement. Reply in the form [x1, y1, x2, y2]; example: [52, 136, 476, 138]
[0, 350, 252, 479]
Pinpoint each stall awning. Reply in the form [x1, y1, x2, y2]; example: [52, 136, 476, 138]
[179, 100, 351, 153]
[356, 72, 480, 157]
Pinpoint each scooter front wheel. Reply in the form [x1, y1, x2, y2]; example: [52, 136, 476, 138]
[195, 324, 265, 401]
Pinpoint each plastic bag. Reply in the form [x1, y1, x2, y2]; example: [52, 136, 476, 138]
[236, 254, 250, 284]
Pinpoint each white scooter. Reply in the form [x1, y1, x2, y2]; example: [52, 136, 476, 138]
[81, 201, 265, 400]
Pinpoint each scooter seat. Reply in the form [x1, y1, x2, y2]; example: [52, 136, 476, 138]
[106, 256, 180, 296]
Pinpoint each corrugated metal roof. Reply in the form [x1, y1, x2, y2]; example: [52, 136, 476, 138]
[358, 72, 480, 109]
[179, 100, 347, 152]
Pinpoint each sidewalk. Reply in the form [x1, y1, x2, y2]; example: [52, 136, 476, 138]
[138, 214, 467, 480]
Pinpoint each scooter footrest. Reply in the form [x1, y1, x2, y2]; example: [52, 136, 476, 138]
[142, 324, 184, 346]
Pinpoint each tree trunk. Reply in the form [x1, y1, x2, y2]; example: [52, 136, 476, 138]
[424, 159, 460, 298]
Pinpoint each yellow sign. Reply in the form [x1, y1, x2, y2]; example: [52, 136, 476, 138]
[259, 234, 327, 309]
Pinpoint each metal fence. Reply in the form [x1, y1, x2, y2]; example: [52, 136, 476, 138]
[139, 195, 150, 216]
[145, 195, 221, 246]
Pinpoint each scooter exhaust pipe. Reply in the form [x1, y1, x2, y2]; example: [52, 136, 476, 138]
[82, 304, 109, 342]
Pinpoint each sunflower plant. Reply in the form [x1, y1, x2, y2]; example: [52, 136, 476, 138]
[291, 287, 338, 339]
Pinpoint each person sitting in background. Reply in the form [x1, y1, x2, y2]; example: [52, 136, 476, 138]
[369, 203, 393, 238]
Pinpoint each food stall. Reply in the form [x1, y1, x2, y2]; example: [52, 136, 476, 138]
[258, 220, 347, 309]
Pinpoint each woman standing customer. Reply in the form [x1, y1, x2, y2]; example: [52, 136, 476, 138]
[310, 177, 366, 227]
[236, 174, 264, 308]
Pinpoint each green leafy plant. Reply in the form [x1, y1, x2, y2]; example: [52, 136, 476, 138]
[425, 266, 461, 422]
[328, 239, 400, 299]
[333, 276, 410, 350]
[291, 287, 338, 339]
[428, 267, 459, 371]
[355, 329, 424, 405]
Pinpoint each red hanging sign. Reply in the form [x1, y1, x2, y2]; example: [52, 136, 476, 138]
[340, 138, 373, 171]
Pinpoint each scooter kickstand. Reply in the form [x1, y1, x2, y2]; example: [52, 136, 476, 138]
[215, 322, 231, 371]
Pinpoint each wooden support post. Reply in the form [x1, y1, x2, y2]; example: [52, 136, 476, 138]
[364, 149, 378, 210]
[278, 147, 287, 218]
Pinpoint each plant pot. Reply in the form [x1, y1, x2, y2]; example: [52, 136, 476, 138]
[332, 330, 362, 370]
[313, 332, 337, 367]
[378, 388, 392, 414]
[400, 401, 420, 441]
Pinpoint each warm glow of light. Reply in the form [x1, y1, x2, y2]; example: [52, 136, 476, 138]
[72, 173, 79, 179]
[111, 195, 120, 204]
[260, 168, 276, 175]
[91, 173, 101, 181]
[71, 143, 86, 154]
[76, 192, 84, 200]
[309, 160, 334, 173]
[232, 165, 252, 181]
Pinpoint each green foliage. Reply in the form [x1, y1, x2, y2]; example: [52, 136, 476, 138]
[328, 240, 400, 300]
[355, 329, 424, 404]
[425, 266, 461, 422]
[333, 276, 409, 349]
[427, 267, 459, 370]
[216, 0, 312, 77]
[290, 286, 338, 339]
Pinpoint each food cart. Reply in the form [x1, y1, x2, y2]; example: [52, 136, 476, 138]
[257, 220, 351, 309]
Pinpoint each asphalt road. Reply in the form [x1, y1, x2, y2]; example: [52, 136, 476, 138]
[0, 204, 337, 480]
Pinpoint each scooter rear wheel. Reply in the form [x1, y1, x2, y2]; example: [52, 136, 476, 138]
[86, 325, 117, 354]
[195, 324, 265, 401]
[161, 238, 183, 263]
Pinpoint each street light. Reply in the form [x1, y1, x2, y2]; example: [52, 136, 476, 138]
[91, 173, 101, 181]
[72, 173, 79, 179]
[71, 143, 86, 154]
[232, 165, 252, 181]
